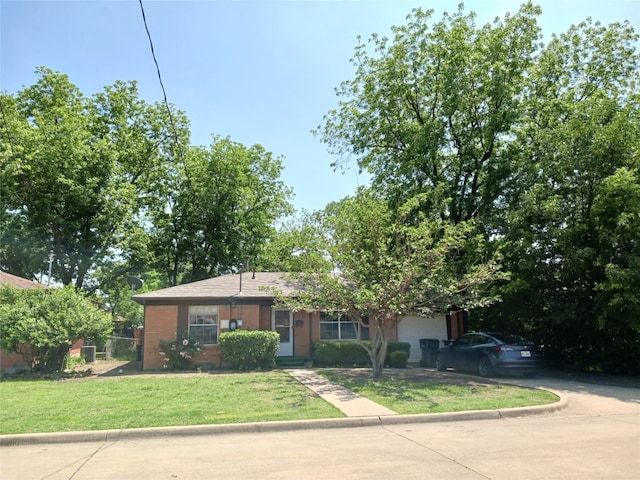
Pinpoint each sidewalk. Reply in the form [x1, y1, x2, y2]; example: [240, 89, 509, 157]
[285, 369, 397, 417]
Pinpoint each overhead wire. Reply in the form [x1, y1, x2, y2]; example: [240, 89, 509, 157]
[138, 0, 185, 163]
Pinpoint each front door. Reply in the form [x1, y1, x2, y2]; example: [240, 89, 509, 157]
[272, 309, 293, 356]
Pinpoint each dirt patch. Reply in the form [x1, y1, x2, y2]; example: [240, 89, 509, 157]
[74, 358, 142, 376]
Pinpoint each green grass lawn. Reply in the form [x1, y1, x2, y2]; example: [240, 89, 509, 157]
[0, 369, 559, 435]
[320, 370, 559, 414]
[0, 371, 343, 434]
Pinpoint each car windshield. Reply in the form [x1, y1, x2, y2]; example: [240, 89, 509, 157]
[487, 333, 534, 345]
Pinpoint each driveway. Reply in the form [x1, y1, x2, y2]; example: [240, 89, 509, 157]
[1, 371, 638, 480]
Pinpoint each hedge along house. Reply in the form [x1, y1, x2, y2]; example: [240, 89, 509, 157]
[132, 272, 464, 370]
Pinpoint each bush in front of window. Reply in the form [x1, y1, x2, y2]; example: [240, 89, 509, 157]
[313, 341, 411, 367]
[158, 336, 202, 370]
[219, 330, 279, 370]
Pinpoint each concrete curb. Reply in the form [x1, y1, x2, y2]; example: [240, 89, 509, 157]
[0, 394, 568, 447]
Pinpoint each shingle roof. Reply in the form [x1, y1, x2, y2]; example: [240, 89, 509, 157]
[0, 271, 43, 289]
[132, 272, 301, 303]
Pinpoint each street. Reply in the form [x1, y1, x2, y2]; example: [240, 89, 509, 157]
[1, 376, 638, 480]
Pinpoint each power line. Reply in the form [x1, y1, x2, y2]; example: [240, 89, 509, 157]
[138, 0, 183, 159]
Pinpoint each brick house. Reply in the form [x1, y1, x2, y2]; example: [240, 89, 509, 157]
[133, 272, 464, 370]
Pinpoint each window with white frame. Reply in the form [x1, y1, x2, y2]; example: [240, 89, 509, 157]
[188, 306, 218, 345]
[319, 311, 357, 340]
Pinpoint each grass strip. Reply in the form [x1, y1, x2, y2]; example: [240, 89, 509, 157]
[319, 370, 559, 414]
[0, 371, 343, 434]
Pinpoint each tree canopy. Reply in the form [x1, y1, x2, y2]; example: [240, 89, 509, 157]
[273, 189, 506, 378]
[0, 67, 187, 289]
[1, 67, 292, 303]
[316, 2, 640, 373]
[147, 137, 292, 286]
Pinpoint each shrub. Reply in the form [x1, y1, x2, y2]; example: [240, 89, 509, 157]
[0, 285, 113, 373]
[64, 355, 86, 370]
[313, 341, 370, 367]
[158, 335, 201, 370]
[386, 341, 411, 357]
[388, 350, 408, 368]
[313, 340, 412, 367]
[219, 330, 279, 370]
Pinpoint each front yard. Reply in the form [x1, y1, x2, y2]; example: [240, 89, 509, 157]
[0, 362, 558, 435]
[0, 371, 342, 434]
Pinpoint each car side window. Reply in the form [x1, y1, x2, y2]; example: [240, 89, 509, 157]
[471, 334, 490, 346]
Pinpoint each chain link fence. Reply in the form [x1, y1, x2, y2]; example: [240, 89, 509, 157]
[106, 336, 138, 360]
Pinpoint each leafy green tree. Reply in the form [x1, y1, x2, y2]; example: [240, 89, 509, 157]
[316, 3, 541, 223]
[593, 167, 640, 332]
[148, 137, 292, 285]
[0, 67, 188, 288]
[316, 2, 640, 372]
[0, 285, 113, 372]
[253, 211, 331, 272]
[487, 18, 640, 371]
[273, 189, 506, 378]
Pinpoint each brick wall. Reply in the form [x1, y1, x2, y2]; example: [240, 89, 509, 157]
[237, 304, 259, 330]
[0, 350, 28, 373]
[143, 303, 267, 370]
[143, 305, 178, 370]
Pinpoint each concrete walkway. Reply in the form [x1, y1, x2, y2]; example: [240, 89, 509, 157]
[285, 369, 397, 417]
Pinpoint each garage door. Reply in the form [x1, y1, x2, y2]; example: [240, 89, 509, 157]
[397, 315, 448, 363]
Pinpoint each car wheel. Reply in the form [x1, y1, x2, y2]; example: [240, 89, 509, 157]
[435, 353, 446, 371]
[478, 356, 494, 377]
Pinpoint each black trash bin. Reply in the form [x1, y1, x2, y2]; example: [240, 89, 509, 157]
[419, 338, 440, 367]
[136, 344, 144, 361]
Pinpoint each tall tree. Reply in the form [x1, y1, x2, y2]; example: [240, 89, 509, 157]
[316, 2, 541, 223]
[316, 2, 640, 373]
[273, 189, 506, 379]
[487, 18, 640, 372]
[253, 210, 331, 273]
[0, 67, 188, 289]
[148, 137, 292, 285]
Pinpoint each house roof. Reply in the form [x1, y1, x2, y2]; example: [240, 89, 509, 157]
[0, 271, 43, 289]
[132, 272, 302, 304]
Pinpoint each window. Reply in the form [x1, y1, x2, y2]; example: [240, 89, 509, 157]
[319, 312, 357, 340]
[188, 306, 218, 345]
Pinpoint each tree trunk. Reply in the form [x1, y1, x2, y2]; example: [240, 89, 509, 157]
[368, 323, 389, 379]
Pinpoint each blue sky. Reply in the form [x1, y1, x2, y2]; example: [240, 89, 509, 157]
[2, 1, 639, 213]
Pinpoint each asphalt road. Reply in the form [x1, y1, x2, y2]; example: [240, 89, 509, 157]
[1, 375, 638, 480]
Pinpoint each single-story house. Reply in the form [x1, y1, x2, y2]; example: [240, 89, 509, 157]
[133, 272, 468, 369]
